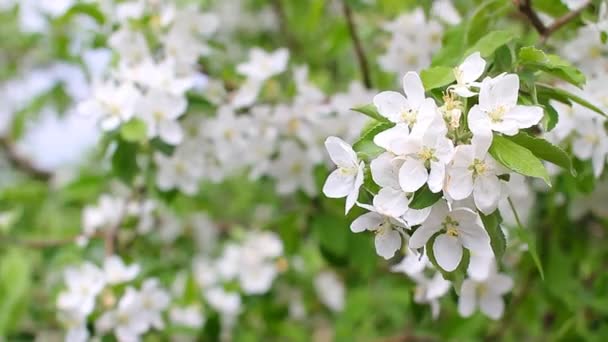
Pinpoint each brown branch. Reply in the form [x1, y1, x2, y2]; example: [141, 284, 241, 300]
[513, 0, 593, 43]
[542, 0, 593, 42]
[2, 232, 103, 249]
[0, 136, 52, 181]
[341, 0, 372, 89]
[270, 0, 299, 52]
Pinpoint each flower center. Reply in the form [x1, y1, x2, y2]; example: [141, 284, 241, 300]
[400, 109, 417, 126]
[418, 147, 438, 167]
[338, 166, 357, 176]
[488, 105, 507, 123]
[442, 216, 459, 237]
[154, 111, 166, 122]
[583, 133, 599, 144]
[469, 158, 488, 176]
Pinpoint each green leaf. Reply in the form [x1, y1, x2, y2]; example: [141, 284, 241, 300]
[518, 46, 586, 87]
[112, 140, 140, 184]
[351, 104, 390, 123]
[352, 121, 393, 151]
[409, 185, 442, 210]
[465, 0, 511, 46]
[507, 132, 575, 175]
[542, 103, 559, 131]
[420, 66, 455, 90]
[0, 249, 32, 335]
[480, 211, 506, 260]
[120, 118, 148, 143]
[489, 134, 551, 185]
[464, 30, 515, 58]
[312, 213, 350, 260]
[60, 3, 105, 25]
[536, 83, 607, 118]
[432, 24, 467, 67]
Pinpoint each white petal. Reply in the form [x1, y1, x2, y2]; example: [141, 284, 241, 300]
[501, 105, 544, 135]
[452, 209, 492, 256]
[467, 254, 495, 281]
[446, 149, 474, 201]
[487, 273, 514, 295]
[323, 169, 355, 198]
[402, 72, 425, 108]
[473, 175, 502, 215]
[427, 161, 446, 193]
[325, 136, 357, 168]
[453, 85, 478, 98]
[458, 279, 477, 317]
[375, 229, 402, 259]
[350, 212, 384, 233]
[373, 91, 409, 123]
[479, 293, 504, 320]
[467, 106, 493, 149]
[370, 152, 400, 189]
[345, 163, 365, 214]
[409, 223, 441, 249]
[402, 207, 431, 226]
[159, 120, 184, 145]
[373, 124, 409, 152]
[458, 52, 486, 84]
[399, 158, 428, 193]
[373, 187, 409, 218]
[433, 234, 463, 272]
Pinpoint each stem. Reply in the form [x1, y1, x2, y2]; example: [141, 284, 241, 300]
[0, 136, 52, 181]
[341, 0, 373, 89]
[513, 0, 593, 43]
[270, 0, 298, 51]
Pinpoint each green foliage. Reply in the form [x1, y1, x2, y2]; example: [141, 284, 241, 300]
[480, 211, 506, 260]
[120, 118, 148, 143]
[507, 132, 575, 175]
[0, 249, 32, 336]
[421, 66, 455, 90]
[489, 134, 551, 185]
[409, 185, 443, 210]
[518, 46, 586, 87]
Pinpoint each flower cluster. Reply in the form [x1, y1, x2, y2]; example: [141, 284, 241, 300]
[57, 256, 170, 342]
[324, 52, 549, 319]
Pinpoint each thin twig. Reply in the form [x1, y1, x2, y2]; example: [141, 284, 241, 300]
[0, 136, 52, 181]
[341, 0, 372, 89]
[513, 0, 547, 35]
[513, 0, 593, 43]
[542, 0, 593, 42]
[2, 232, 103, 249]
[270, 0, 299, 52]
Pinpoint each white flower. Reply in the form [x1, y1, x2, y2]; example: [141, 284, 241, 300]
[137, 89, 187, 145]
[373, 72, 436, 131]
[269, 141, 316, 196]
[170, 305, 205, 329]
[572, 118, 608, 177]
[323, 136, 365, 214]
[104, 255, 140, 285]
[393, 113, 454, 193]
[82, 195, 126, 237]
[390, 250, 429, 277]
[409, 201, 492, 272]
[205, 287, 241, 318]
[469, 74, 543, 136]
[370, 151, 402, 189]
[154, 150, 202, 195]
[96, 287, 149, 342]
[412, 272, 451, 319]
[351, 188, 410, 259]
[126, 58, 195, 95]
[57, 262, 106, 318]
[138, 279, 171, 330]
[78, 82, 140, 131]
[562, 0, 587, 10]
[314, 271, 345, 312]
[236, 47, 289, 82]
[446, 131, 505, 214]
[451, 52, 486, 98]
[458, 272, 513, 320]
